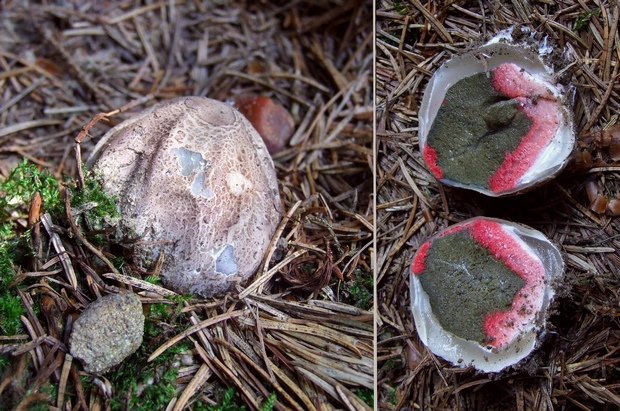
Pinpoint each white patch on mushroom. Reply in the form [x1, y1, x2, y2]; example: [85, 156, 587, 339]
[170, 147, 214, 199]
[212, 244, 239, 276]
[191, 171, 215, 199]
[226, 172, 253, 195]
[170, 147, 208, 176]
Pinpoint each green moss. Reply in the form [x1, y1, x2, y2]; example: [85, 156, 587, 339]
[191, 387, 276, 411]
[380, 358, 402, 374]
[170, 294, 194, 303]
[392, 0, 409, 15]
[344, 269, 373, 310]
[0, 160, 63, 336]
[131, 366, 178, 411]
[259, 393, 276, 411]
[0, 226, 22, 335]
[0, 159, 62, 218]
[70, 169, 119, 219]
[23, 397, 51, 411]
[385, 387, 397, 405]
[105, 297, 194, 411]
[0, 353, 10, 373]
[109, 255, 126, 271]
[24, 384, 56, 410]
[149, 302, 173, 321]
[144, 275, 161, 285]
[573, 8, 600, 31]
[195, 387, 247, 411]
[68, 168, 120, 244]
[0, 292, 24, 335]
[107, 336, 190, 411]
[145, 275, 162, 285]
[355, 387, 374, 407]
[0, 160, 71, 337]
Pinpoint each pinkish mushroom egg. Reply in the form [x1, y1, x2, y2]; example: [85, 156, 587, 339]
[87, 97, 282, 298]
[410, 217, 563, 372]
[419, 27, 575, 196]
[234, 95, 295, 154]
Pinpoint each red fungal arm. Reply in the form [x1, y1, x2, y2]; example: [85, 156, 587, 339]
[488, 63, 561, 193]
[412, 224, 466, 275]
[483, 310, 518, 347]
[469, 219, 545, 348]
[489, 98, 560, 192]
[411, 241, 432, 274]
[423, 144, 443, 179]
[469, 219, 543, 286]
[491, 63, 554, 100]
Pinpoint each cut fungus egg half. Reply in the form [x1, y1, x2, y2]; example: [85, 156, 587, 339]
[410, 217, 563, 373]
[419, 27, 575, 196]
[87, 97, 282, 298]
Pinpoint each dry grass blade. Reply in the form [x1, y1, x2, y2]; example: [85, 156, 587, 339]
[409, 0, 452, 43]
[297, 366, 372, 411]
[56, 353, 72, 409]
[14, 392, 50, 411]
[248, 318, 363, 357]
[0, 119, 63, 139]
[336, 384, 373, 411]
[40, 213, 77, 290]
[101, 272, 178, 297]
[212, 337, 309, 411]
[172, 363, 211, 411]
[238, 250, 307, 299]
[148, 309, 250, 362]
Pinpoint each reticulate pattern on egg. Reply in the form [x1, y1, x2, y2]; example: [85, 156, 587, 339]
[88, 97, 282, 297]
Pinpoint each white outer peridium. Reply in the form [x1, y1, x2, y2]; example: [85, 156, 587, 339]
[410, 218, 564, 373]
[418, 31, 575, 196]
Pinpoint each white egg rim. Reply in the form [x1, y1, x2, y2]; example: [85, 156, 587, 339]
[410, 217, 564, 373]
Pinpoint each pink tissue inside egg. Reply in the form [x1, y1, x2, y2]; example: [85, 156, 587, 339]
[488, 63, 561, 193]
[411, 242, 431, 274]
[422, 145, 443, 179]
[411, 225, 465, 275]
[469, 219, 545, 348]
[410, 219, 546, 349]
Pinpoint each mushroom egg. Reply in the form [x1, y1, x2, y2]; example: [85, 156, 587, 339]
[410, 217, 563, 372]
[419, 27, 575, 196]
[87, 97, 282, 298]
